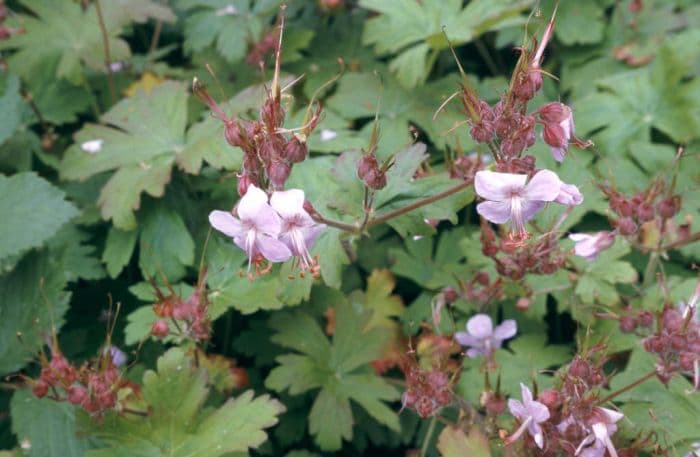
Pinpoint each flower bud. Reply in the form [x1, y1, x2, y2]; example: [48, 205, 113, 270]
[260, 98, 285, 129]
[284, 137, 308, 164]
[636, 202, 655, 222]
[442, 287, 459, 304]
[637, 311, 654, 327]
[538, 389, 560, 409]
[237, 173, 254, 196]
[67, 385, 88, 405]
[616, 217, 638, 236]
[516, 297, 531, 311]
[224, 121, 244, 147]
[656, 196, 680, 219]
[151, 320, 170, 338]
[268, 159, 291, 189]
[542, 122, 568, 149]
[362, 167, 387, 190]
[619, 315, 637, 333]
[513, 69, 542, 101]
[538, 102, 571, 123]
[32, 380, 49, 398]
[357, 154, 378, 180]
[569, 358, 591, 379]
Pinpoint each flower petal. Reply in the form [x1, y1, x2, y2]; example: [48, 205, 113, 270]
[493, 319, 517, 341]
[524, 169, 561, 202]
[209, 210, 244, 238]
[520, 383, 533, 404]
[254, 203, 284, 236]
[256, 234, 292, 262]
[270, 188, 313, 225]
[477, 200, 512, 224]
[507, 399, 527, 419]
[550, 146, 567, 162]
[467, 314, 494, 338]
[303, 224, 325, 249]
[528, 401, 551, 423]
[475, 170, 527, 201]
[454, 332, 481, 348]
[237, 185, 270, 221]
[555, 183, 584, 206]
[521, 200, 546, 222]
[529, 422, 545, 449]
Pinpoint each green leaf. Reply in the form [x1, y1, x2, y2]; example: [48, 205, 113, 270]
[554, 1, 605, 45]
[11, 389, 90, 457]
[0, 172, 79, 262]
[573, 239, 638, 306]
[177, 0, 281, 63]
[266, 301, 399, 451]
[360, 0, 532, 87]
[102, 226, 138, 278]
[86, 348, 284, 456]
[0, 251, 70, 375]
[610, 349, 700, 451]
[0, 73, 24, 145]
[60, 82, 188, 229]
[0, 0, 138, 84]
[138, 205, 195, 282]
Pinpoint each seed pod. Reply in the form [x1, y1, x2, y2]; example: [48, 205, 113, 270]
[151, 320, 170, 338]
[284, 137, 308, 163]
[268, 159, 291, 189]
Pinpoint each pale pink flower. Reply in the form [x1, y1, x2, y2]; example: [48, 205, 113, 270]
[506, 383, 551, 449]
[270, 189, 324, 274]
[455, 314, 517, 358]
[555, 182, 584, 206]
[209, 185, 292, 273]
[569, 231, 616, 261]
[475, 169, 566, 236]
[573, 407, 624, 457]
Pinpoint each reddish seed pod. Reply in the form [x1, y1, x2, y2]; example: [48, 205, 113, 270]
[679, 352, 696, 371]
[542, 122, 568, 149]
[224, 121, 244, 147]
[484, 393, 506, 415]
[442, 287, 459, 304]
[538, 389, 560, 409]
[538, 102, 571, 124]
[637, 311, 654, 327]
[363, 168, 387, 190]
[237, 173, 254, 196]
[616, 217, 638, 236]
[67, 385, 88, 405]
[284, 137, 308, 164]
[151, 319, 170, 338]
[268, 159, 291, 189]
[656, 196, 680, 219]
[513, 68, 543, 101]
[516, 297, 531, 311]
[357, 154, 378, 180]
[401, 390, 418, 409]
[569, 358, 591, 379]
[619, 315, 637, 333]
[32, 380, 49, 398]
[636, 202, 655, 222]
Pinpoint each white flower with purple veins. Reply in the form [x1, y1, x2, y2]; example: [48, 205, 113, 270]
[569, 231, 616, 261]
[209, 185, 292, 274]
[506, 383, 551, 449]
[455, 313, 517, 358]
[270, 189, 325, 274]
[475, 169, 581, 237]
[573, 407, 624, 457]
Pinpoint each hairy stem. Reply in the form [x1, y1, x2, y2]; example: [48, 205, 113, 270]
[94, 0, 117, 104]
[598, 369, 657, 404]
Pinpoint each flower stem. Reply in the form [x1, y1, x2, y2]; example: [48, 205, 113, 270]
[598, 369, 656, 404]
[311, 178, 473, 234]
[366, 179, 473, 229]
[660, 230, 700, 251]
[94, 0, 117, 104]
[420, 415, 437, 457]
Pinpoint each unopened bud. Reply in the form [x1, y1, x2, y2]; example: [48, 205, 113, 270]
[619, 315, 637, 333]
[538, 389, 560, 409]
[224, 121, 244, 147]
[569, 358, 591, 379]
[656, 196, 680, 219]
[616, 217, 638, 236]
[443, 287, 459, 304]
[538, 102, 571, 124]
[363, 168, 387, 189]
[32, 380, 49, 398]
[357, 154, 378, 180]
[636, 202, 655, 222]
[237, 173, 254, 196]
[151, 320, 170, 338]
[268, 159, 291, 189]
[513, 69, 542, 101]
[542, 122, 568, 149]
[67, 385, 88, 405]
[516, 297, 530, 311]
[284, 137, 308, 163]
